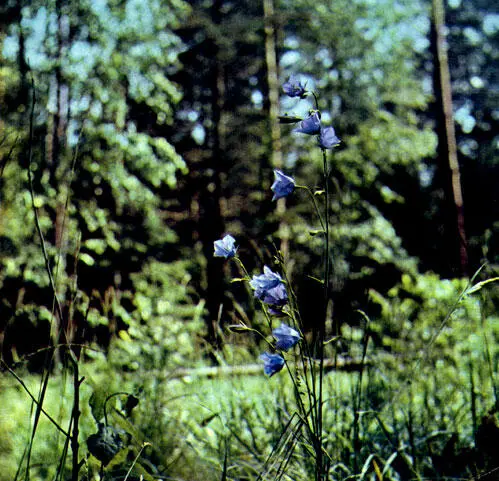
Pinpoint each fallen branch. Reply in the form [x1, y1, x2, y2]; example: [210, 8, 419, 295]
[171, 357, 369, 380]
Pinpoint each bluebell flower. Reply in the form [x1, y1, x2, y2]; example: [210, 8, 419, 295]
[318, 126, 340, 149]
[213, 234, 237, 259]
[271, 170, 295, 201]
[273, 323, 301, 350]
[249, 266, 283, 295]
[261, 283, 288, 307]
[293, 112, 321, 135]
[260, 352, 285, 377]
[250, 266, 289, 311]
[282, 75, 307, 98]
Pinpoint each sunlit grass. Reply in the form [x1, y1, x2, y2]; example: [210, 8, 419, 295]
[2, 324, 496, 481]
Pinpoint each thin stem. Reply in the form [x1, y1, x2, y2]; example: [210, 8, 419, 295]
[70, 353, 84, 481]
[316, 148, 330, 480]
[234, 256, 250, 279]
[283, 360, 316, 445]
[103, 392, 130, 426]
[1, 360, 70, 438]
[24, 75, 64, 481]
[297, 185, 325, 232]
[277, 258, 318, 433]
[311, 91, 320, 111]
[123, 442, 151, 481]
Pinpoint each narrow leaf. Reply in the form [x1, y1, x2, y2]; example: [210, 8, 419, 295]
[465, 277, 499, 295]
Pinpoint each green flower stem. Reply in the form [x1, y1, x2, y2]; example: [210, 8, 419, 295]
[283, 357, 316, 443]
[276, 256, 318, 431]
[233, 256, 250, 279]
[234, 256, 277, 335]
[317, 147, 330, 480]
[296, 184, 325, 232]
[103, 392, 130, 426]
[312, 91, 320, 111]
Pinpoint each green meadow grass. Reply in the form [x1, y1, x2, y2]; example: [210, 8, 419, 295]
[1, 274, 498, 480]
[1, 334, 497, 481]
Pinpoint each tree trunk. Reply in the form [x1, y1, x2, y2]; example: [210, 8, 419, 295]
[263, 0, 290, 261]
[199, 0, 226, 354]
[432, 0, 468, 276]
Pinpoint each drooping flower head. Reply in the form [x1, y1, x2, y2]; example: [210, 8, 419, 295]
[249, 266, 288, 311]
[249, 266, 283, 295]
[261, 283, 288, 307]
[272, 323, 301, 351]
[271, 170, 295, 201]
[319, 126, 341, 149]
[282, 75, 307, 98]
[260, 352, 285, 377]
[213, 234, 237, 259]
[293, 112, 321, 135]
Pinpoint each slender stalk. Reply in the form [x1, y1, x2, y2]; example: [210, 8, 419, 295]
[103, 392, 131, 426]
[24, 74, 63, 481]
[297, 185, 326, 232]
[123, 443, 151, 481]
[316, 148, 330, 480]
[283, 361, 316, 444]
[70, 353, 84, 481]
[279, 264, 318, 433]
[1, 360, 70, 438]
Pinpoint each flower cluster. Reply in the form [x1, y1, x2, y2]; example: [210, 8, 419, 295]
[212, 74, 342, 478]
[261, 323, 301, 376]
[283, 75, 341, 150]
[213, 73, 341, 377]
[213, 251, 301, 375]
[249, 266, 288, 313]
[294, 111, 340, 149]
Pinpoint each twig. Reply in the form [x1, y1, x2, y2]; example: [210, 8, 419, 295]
[1, 360, 70, 438]
[169, 357, 368, 379]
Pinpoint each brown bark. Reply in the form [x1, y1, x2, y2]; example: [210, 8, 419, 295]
[263, 0, 283, 171]
[200, 0, 226, 353]
[432, 0, 468, 275]
[263, 0, 289, 260]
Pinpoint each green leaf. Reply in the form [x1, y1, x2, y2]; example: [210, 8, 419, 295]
[465, 277, 499, 296]
[79, 253, 95, 266]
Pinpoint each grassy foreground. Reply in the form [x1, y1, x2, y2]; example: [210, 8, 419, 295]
[1, 276, 498, 481]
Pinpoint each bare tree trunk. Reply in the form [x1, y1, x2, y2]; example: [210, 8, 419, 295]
[263, 0, 282, 171]
[432, 0, 468, 275]
[200, 0, 226, 355]
[263, 0, 289, 260]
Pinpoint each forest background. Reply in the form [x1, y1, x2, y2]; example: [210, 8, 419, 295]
[0, 0, 498, 480]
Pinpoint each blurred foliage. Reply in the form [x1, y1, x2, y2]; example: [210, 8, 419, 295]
[1, 266, 498, 479]
[0, 259, 206, 479]
[0, 0, 198, 367]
